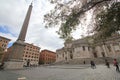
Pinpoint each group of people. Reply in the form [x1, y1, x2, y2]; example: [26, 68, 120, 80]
[104, 59, 120, 72]
[113, 59, 120, 72]
[84, 59, 120, 72]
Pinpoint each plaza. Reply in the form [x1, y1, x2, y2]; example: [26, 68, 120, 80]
[0, 1, 120, 80]
[0, 64, 120, 80]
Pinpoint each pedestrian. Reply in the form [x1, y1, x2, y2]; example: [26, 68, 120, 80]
[113, 59, 120, 72]
[0, 62, 4, 70]
[105, 59, 110, 68]
[83, 61, 86, 64]
[90, 60, 96, 69]
[27, 59, 30, 67]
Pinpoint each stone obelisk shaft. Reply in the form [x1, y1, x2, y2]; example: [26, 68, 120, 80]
[17, 3, 33, 41]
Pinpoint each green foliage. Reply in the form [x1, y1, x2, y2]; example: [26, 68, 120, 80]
[44, 0, 115, 41]
[57, 9, 82, 41]
[0, 47, 4, 62]
[94, 2, 120, 39]
[0, 47, 4, 54]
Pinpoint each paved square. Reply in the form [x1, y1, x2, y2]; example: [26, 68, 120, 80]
[0, 65, 120, 80]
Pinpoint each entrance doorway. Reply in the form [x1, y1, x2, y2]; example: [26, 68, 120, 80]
[93, 53, 98, 58]
[65, 57, 67, 61]
[70, 53, 73, 59]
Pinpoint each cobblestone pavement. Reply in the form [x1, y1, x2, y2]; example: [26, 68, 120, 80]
[0, 65, 120, 80]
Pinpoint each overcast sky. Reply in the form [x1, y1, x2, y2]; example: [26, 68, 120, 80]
[0, 0, 92, 52]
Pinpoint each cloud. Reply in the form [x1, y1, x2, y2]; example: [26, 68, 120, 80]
[0, 0, 28, 35]
[0, 0, 92, 52]
[0, 0, 64, 52]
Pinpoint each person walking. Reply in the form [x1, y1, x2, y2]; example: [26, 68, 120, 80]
[105, 59, 110, 68]
[0, 62, 4, 70]
[83, 61, 86, 64]
[113, 59, 119, 72]
[90, 60, 96, 69]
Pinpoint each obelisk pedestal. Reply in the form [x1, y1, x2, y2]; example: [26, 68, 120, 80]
[4, 60, 24, 69]
[4, 41, 25, 69]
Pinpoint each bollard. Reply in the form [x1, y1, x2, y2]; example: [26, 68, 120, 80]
[18, 77, 26, 80]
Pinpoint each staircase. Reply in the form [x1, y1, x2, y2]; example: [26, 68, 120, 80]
[54, 57, 114, 65]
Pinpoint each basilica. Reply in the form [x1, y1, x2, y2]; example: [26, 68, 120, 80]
[56, 34, 120, 63]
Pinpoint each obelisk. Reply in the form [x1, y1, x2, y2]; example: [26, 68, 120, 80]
[4, 2, 33, 69]
[17, 2, 32, 42]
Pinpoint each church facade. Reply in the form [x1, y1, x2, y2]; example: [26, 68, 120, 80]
[56, 35, 120, 62]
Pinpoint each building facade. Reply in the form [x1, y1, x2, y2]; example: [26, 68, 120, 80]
[56, 38, 93, 62]
[56, 35, 120, 62]
[23, 43, 40, 66]
[0, 36, 10, 51]
[0, 36, 10, 63]
[94, 36, 120, 58]
[39, 50, 56, 64]
[4, 43, 40, 66]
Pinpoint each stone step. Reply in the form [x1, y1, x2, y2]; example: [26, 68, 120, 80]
[54, 57, 114, 65]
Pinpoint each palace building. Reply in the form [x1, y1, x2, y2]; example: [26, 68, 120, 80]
[0, 36, 10, 63]
[5, 43, 40, 66]
[39, 50, 56, 64]
[23, 43, 40, 66]
[0, 36, 10, 51]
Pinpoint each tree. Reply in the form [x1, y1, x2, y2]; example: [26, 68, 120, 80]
[44, 0, 118, 41]
[93, 2, 120, 39]
[0, 47, 4, 63]
[0, 47, 3, 52]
